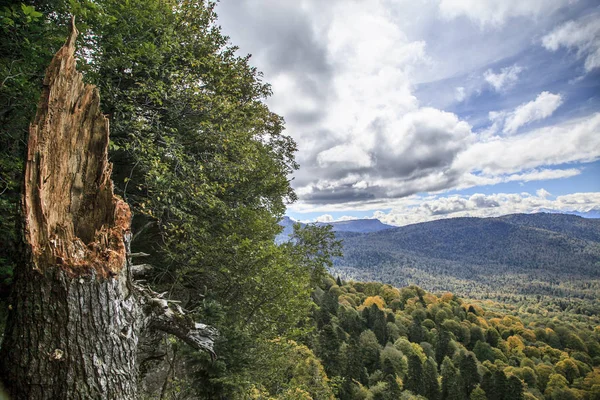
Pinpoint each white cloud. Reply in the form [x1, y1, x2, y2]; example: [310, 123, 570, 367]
[455, 86, 466, 102]
[502, 92, 563, 134]
[536, 188, 551, 198]
[315, 214, 334, 223]
[542, 15, 600, 72]
[484, 64, 523, 91]
[293, 112, 599, 209]
[317, 144, 373, 168]
[454, 113, 600, 176]
[439, 0, 571, 27]
[216, 0, 598, 212]
[374, 191, 600, 226]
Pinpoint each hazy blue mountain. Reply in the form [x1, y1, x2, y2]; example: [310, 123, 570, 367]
[276, 217, 393, 243]
[317, 218, 393, 233]
[537, 208, 600, 219]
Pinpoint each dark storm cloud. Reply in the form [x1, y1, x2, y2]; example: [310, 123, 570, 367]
[302, 186, 378, 204]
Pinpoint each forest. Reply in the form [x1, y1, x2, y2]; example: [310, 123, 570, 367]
[0, 1, 599, 399]
[331, 213, 600, 325]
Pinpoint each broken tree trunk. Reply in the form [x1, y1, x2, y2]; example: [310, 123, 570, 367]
[0, 19, 216, 400]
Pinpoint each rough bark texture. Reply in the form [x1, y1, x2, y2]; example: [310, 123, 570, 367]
[0, 20, 216, 399]
[0, 267, 140, 399]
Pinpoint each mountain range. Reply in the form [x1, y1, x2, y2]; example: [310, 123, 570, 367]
[276, 216, 393, 243]
[283, 213, 600, 310]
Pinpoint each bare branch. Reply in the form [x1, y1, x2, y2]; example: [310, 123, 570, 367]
[139, 285, 218, 360]
[131, 264, 153, 277]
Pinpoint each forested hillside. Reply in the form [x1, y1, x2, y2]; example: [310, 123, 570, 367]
[303, 278, 600, 400]
[332, 213, 600, 321]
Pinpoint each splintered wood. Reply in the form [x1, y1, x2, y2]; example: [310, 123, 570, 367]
[23, 19, 130, 277]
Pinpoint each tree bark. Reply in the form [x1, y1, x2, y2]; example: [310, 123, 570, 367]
[0, 19, 215, 400]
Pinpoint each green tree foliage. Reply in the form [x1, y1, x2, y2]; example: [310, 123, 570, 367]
[469, 386, 487, 400]
[406, 354, 425, 396]
[243, 339, 335, 400]
[289, 223, 343, 287]
[0, 1, 66, 301]
[458, 352, 480, 396]
[442, 356, 465, 400]
[0, 0, 338, 396]
[306, 280, 600, 400]
[360, 330, 381, 373]
[317, 324, 342, 377]
[506, 375, 524, 400]
[423, 357, 441, 400]
[437, 326, 455, 365]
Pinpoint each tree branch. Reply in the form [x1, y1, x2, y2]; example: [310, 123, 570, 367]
[139, 285, 218, 360]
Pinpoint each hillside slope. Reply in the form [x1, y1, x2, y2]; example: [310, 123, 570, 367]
[332, 213, 600, 313]
[277, 217, 393, 242]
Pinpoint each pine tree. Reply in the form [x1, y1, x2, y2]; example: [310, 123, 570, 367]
[490, 370, 507, 400]
[322, 289, 340, 316]
[459, 352, 480, 396]
[409, 320, 427, 343]
[486, 328, 500, 347]
[373, 308, 389, 346]
[437, 326, 454, 365]
[407, 354, 425, 396]
[317, 324, 342, 377]
[506, 375, 524, 400]
[442, 357, 466, 400]
[384, 373, 402, 400]
[469, 386, 487, 400]
[424, 357, 441, 400]
[480, 370, 494, 400]
[345, 337, 367, 385]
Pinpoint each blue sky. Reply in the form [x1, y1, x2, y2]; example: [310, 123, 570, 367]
[217, 0, 600, 225]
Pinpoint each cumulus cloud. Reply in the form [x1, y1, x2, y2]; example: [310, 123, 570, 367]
[542, 14, 600, 72]
[294, 112, 599, 207]
[315, 214, 334, 223]
[484, 64, 523, 91]
[217, 0, 599, 211]
[372, 191, 600, 226]
[317, 144, 373, 169]
[454, 113, 600, 176]
[438, 0, 571, 27]
[502, 92, 563, 134]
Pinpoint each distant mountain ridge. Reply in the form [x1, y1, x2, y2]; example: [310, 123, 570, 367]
[331, 212, 600, 302]
[276, 216, 393, 243]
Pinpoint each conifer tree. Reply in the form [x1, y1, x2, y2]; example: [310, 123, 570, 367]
[437, 326, 454, 365]
[480, 370, 494, 400]
[407, 354, 425, 396]
[506, 375, 524, 400]
[490, 370, 508, 400]
[318, 324, 342, 377]
[442, 357, 466, 400]
[459, 352, 480, 396]
[469, 386, 487, 400]
[424, 357, 441, 400]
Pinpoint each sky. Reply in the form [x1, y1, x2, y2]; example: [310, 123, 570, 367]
[216, 0, 600, 226]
